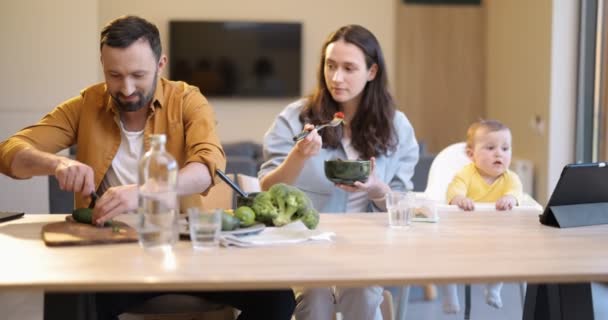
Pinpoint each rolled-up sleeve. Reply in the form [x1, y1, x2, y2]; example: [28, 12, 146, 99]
[182, 91, 226, 187]
[0, 138, 32, 178]
[0, 98, 80, 178]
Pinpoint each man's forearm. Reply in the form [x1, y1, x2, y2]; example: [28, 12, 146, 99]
[177, 162, 213, 196]
[11, 148, 63, 179]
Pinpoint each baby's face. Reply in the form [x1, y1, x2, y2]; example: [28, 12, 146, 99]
[469, 128, 512, 179]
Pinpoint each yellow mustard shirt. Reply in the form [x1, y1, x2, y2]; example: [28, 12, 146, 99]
[446, 163, 523, 204]
[0, 78, 226, 210]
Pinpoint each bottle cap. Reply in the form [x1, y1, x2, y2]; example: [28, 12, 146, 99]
[149, 134, 167, 144]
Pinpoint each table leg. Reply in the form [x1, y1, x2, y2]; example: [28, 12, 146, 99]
[423, 284, 437, 301]
[44, 292, 96, 320]
[523, 283, 594, 320]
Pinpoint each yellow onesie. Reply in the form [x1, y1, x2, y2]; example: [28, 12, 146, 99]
[446, 163, 523, 204]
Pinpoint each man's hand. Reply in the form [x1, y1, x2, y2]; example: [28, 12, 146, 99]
[92, 184, 138, 226]
[496, 195, 517, 211]
[54, 158, 95, 197]
[451, 195, 475, 211]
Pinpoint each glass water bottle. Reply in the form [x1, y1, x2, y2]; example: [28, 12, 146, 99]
[137, 134, 178, 249]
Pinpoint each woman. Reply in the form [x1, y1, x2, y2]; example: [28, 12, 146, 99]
[259, 25, 419, 320]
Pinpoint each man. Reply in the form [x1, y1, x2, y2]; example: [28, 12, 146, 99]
[0, 15, 295, 320]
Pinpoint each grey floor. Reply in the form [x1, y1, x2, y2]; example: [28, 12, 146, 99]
[0, 290, 43, 320]
[398, 283, 608, 320]
[393, 283, 525, 320]
[2, 283, 607, 320]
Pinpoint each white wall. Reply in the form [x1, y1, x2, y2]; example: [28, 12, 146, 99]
[98, 0, 397, 143]
[0, 0, 98, 212]
[0, 0, 580, 211]
[547, 0, 577, 197]
[0, 0, 98, 112]
[0, 0, 395, 212]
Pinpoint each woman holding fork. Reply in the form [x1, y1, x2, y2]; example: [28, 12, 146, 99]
[258, 24, 419, 320]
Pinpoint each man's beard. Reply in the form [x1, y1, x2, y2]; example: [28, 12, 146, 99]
[112, 74, 158, 112]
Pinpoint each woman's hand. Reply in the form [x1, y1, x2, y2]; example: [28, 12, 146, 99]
[260, 124, 323, 189]
[293, 124, 322, 159]
[336, 157, 389, 199]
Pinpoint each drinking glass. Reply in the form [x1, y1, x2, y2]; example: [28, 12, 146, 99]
[188, 208, 221, 249]
[385, 191, 413, 228]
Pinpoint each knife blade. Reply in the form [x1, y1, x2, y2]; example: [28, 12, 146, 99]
[88, 191, 98, 209]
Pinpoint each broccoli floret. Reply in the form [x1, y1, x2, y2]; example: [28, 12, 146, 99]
[292, 195, 319, 229]
[299, 206, 320, 230]
[268, 183, 302, 226]
[251, 191, 278, 224]
[253, 183, 321, 229]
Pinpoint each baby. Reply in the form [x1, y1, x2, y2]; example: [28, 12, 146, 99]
[442, 119, 523, 313]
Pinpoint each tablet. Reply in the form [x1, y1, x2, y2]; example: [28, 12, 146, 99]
[540, 162, 608, 227]
[0, 211, 25, 223]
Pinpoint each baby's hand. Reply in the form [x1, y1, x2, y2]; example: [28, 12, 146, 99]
[451, 195, 474, 211]
[496, 195, 517, 211]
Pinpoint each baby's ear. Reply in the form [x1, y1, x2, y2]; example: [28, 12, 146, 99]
[465, 147, 474, 160]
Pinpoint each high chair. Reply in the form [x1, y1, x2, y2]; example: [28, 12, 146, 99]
[416, 142, 536, 320]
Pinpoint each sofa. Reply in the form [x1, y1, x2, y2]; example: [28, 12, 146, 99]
[222, 141, 264, 177]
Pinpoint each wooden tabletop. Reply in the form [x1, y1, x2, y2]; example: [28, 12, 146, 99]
[1, 211, 607, 292]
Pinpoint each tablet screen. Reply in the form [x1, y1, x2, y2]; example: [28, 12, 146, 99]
[541, 162, 608, 225]
[0, 211, 25, 223]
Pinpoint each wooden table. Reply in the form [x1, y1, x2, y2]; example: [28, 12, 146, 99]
[1, 211, 606, 319]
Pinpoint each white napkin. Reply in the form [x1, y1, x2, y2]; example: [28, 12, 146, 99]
[220, 220, 335, 247]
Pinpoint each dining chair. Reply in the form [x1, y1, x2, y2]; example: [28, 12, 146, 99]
[236, 173, 261, 194]
[418, 142, 529, 320]
[123, 174, 237, 320]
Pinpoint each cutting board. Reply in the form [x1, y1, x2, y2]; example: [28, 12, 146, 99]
[41, 216, 138, 247]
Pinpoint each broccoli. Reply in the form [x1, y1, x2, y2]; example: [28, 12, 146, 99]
[251, 191, 278, 224]
[250, 183, 320, 229]
[269, 183, 307, 226]
[298, 206, 320, 230]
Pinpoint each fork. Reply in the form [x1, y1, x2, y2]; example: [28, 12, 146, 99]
[292, 114, 344, 142]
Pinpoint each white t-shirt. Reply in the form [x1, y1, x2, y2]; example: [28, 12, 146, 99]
[342, 136, 368, 213]
[99, 120, 144, 194]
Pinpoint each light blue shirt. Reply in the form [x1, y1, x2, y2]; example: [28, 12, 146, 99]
[259, 99, 419, 213]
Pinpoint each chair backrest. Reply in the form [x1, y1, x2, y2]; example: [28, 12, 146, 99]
[423, 142, 470, 202]
[201, 173, 235, 210]
[237, 174, 261, 194]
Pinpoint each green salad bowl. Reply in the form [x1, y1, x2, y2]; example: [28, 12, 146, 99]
[324, 159, 371, 185]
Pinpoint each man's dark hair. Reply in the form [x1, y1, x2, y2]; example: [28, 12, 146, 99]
[100, 15, 162, 61]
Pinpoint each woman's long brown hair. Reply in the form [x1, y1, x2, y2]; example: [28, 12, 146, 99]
[299, 25, 397, 159]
